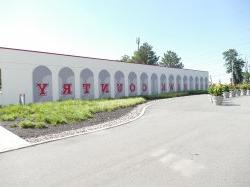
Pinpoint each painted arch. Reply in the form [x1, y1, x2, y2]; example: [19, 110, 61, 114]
[151, 73, 158, 95]
[200, 77, 204, 90]
[33, 65, 53, 102]
[160, 74, 167, 93]
[98, 70, 111, 98]
[195, 76, 199, 90]
[58, 67, 75, 100]
[114, 71, 125, 98]
[205, 77, 208, 90]
[183, 76, 188, 91]
[128, 72, 137, 96]
[140, 73, 148, 95]
[80, 68, 94, 99]
[176, 75, 182, 92]
[189, 76, 194, 90]
[169, 75, 175, 92]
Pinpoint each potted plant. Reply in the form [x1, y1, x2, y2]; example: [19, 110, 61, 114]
[235, 85, 241, 96]
[247, 84, 250, 96]
[208, 84, 223, 105]
[229, 84, 236, 97]
[240, 83, 247, 96]
[222, 84, 230, 98]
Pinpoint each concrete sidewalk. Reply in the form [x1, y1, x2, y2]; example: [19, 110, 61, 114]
[0, 126, 30, 153]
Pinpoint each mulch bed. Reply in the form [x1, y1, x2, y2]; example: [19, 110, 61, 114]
[0, 106, 134, 139]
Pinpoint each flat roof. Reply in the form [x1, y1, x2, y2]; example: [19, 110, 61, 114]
[0, 46, 208, 73]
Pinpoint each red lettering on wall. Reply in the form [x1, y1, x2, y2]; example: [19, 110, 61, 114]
[63, 84, 72, 95]
[129, 83, 136, 92]
[36, 83, 48, 96]
[101, 84, 109, 93]
[142, 84, 147, 92]
[169, 83, 174, 91]
[161, 83, 166, 91]
[82, 83, 91, 94]
[117, 83, 123, 93]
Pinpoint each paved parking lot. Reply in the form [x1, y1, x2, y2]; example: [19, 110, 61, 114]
[1, 95, 250, 187]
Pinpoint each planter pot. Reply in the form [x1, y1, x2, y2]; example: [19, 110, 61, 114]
[223, 92, 229, 99]
[230, 90, 236, 97]
[212, 96, 223, 105]
[247, 90, 250, 96]
[236, 90, 241, 96]
[241, 89, 247, 96]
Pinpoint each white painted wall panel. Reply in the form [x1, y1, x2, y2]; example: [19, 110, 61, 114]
[0, 48, 209, 105]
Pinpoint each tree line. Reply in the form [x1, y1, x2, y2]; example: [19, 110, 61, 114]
[120, 38, 248, 84]
[121, 39, 184, 69]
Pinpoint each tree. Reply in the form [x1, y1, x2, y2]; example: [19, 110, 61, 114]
[120, 55, 131, 63]
[131, 42, 159, 65]
[160, 51, 184, 68]
[243, 61, 250, 83]
[222, 49, 245, 84]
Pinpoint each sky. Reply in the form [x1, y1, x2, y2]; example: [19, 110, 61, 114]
[0, 0, 250, 83]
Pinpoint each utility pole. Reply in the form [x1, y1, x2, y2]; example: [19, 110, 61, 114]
[136, 37, 140, 51]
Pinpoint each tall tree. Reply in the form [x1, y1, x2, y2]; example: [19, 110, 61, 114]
[160, 51, 184, 68]
[222, 49, 245, 84]
[131, 42, 159, 65]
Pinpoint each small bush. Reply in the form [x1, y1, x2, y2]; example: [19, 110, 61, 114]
[0, 114, 17, 121]
[18, 120, 36, 128]
[240, 83, 248, 90]
[208, 84, 223, 96]
[222, 84, 230, 92]
[35, 122, 47, 129]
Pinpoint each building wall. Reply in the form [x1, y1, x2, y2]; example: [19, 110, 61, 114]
[0, 48, 209, 105]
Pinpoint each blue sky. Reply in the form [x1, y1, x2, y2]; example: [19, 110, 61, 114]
[0, 0, 250, 82]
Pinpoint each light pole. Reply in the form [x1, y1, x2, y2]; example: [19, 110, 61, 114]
[136, 37, 140, 51]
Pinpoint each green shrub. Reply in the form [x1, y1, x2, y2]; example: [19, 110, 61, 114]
[35, 122, 47, 129]
[208, 84, 223, 96]
[222, 84, 230, 92]
[229, 84, 236, 91]
[240, 83, 248, 90]
[18, 120, 36, 128]
[235, 84, 240, 90]
[247, 84, 250, 90]
[0, 114, 17, 121]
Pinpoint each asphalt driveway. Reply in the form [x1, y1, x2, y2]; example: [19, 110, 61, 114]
[1, 95, 250, 187]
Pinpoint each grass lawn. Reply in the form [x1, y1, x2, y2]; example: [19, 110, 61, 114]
[0, 97, 146, 129]
[0, 90, 207, 129]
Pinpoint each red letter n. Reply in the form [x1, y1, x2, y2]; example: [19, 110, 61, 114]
[169, 83, 174, 91]
[101, 84, 109, 93]
[36, 83, 48, 96]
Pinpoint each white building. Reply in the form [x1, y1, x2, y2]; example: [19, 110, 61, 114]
[0, 47, 208, 105]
